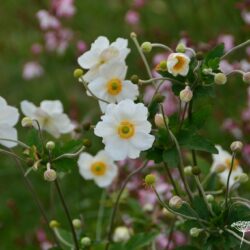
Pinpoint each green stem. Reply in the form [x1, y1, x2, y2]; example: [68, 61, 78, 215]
[221, 40, 250, 59]
[96, 190, 107, 241]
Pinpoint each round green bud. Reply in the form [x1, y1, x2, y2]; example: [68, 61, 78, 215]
[83, 138, 92, 148]
[206, 194, 214, 203]
[214, 73, 227, 85]
[176, 43, 186, 53]
[49, 220, 60, 229]
[130, 75, 139, 84]
[144, 174, 156, 187]
[81, 237, 91, 247]
[190, 227, 202, 237]
[21, 117, 33, 128]
[230, 141, 243, 153]
[46, 141, 55, 151]
[82, 122, 91, 131]
[243, 72, 250, 84]
[130, 32, 137, 38]
[141, 42, 152, 53]
[44, 169, 57, 182]
[196, 51, 204, 61]
[169, 196, 183, 209]
[72, 219, 82, 229]
[237, 173, 249, 183]
[192, 166, 201, 175]
[73, 68, 84, 78]
[153, 94, 165, 103]
[159, 60, 167, 71]
[184, 166, 193, 176]
[202, 68, 213, 75]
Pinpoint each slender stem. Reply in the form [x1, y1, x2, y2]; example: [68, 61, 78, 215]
[54, 228, 74, 248]
[151, 43, 173, 52]
[225, 228, 250, 245]
[0, 138, 30, 149]
[166, 221, 175, 250]
[33, 119, 45, 153]
[53, 146, 85, 161]
[55, 179, 79, 250]
[105, 160, 149, 250]
[139, 77, 183, 85]
[96, 190, 107, 241]
[0, 149, 26, 162]
[221, 40, 250, 59]
[178, 102, 188, 131]
[226, 69, 244, 76]
[204, 189, 223, 195]
[225, 152, 236, 209]
[163, 162, 180, 196]
[202, 172, 214, 186]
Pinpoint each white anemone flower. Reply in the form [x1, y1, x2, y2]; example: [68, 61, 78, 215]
[20, 100, 74, 138]
[211, 145, 243, 188]
[94, 99, 155, 161]
[113, 226, 131, 243]
[77, 150, 118, 187]
[167, 53, 190, 76]
[77, 36, 130, 82]
[0, 97, 19, 148]
[87, 62, 139, 112]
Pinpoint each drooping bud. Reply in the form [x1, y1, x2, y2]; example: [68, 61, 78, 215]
[214, 73, 227, 85]
[141, 42, 152, 53]
[190, 227, 202, 237]
[113, 226, 131, 243]
[21, 117, 33, 128]
[230, 141, 243, 153]
[46, 141, 55, 151]
[243, 72, 250, 84]
[72, 219, 82, 229]
[130, 32, 137, 39]
[162, 208, 175, 219]
[179, 86, 193, 103]
[49, 220, 60, 229]
[169, 196, 183, 209]
[159, 60, 167, 71]
[206, 194, 214, 203]
[202, 68, 213, 75]
[44, 166, 57, 182]
[144, 174, 156, 187]
[237, 173, 249, 183]
[130, 74, 139, 85]
[196, 51, 204, 61]
[184, 166, 193, 176]
[176, 43, 186, 53]
[73, 68, 84, 78]
[81, 237, 91, 247]
[154, 113, 168, 128]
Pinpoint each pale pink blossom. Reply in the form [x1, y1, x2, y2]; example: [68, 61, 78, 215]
[36, 10, 60, 30]
[133, 0, 146, 8]
[52, 0, 76, 18]
[22, 61, 44, 80]
[218, 34, 234, 52]
[219, 60, 234, 74]
[125, 10, 140, 25]
[76, 40, 87, 54]
[31, 43, 43, 55]
[240, 59, 250, 72]
[242, 10, 250, 24]
[222, 118, 242, 139]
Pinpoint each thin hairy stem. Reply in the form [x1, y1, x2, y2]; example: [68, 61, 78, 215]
[139, 77, 183, 85]
[0, 138, 30, 149]
[0, 149, 26, 162]
[53, 146, 85, 161]
[54, 228, 74, 248]
[226, 228, 250, 245]
[151, 43, 173, 52]
[221, 40, 250, 59]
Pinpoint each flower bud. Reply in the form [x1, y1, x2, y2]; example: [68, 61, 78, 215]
[202, 68, 213, 75]
[184, 166, 193, 176]
[192, 166, 201, 175]
[81, 237, 91, 247]
[46, 141, 55, 151]
[130, 32, 137, 39]
[21, 117, 33, 128]
[154, 113, 168, 128]
[214, 73, 227, 85]
[141, 42, 152, 53]
[113, 226, 131, 243]
[83, 138, 92, 148]
[206, 194, 214, 203]
[72, 219, 82, 229]
[190, 227, 202, 237]
[162, 208, 175, 219]
[130, 74, 139, 84]
[196, 51, 204, 61]
[73, 68, 84, 78]
[49, 220, 60, 228]
[243, 72, 250, 84]
[230, 141, 243, 153]
[44, 168, 57, 182]
[179, 86, 193, 103]
[144, 174, 156, 187]
[143, 203, 154, 212]
[237, 173, 249, 183]
[176, 43, 186, 53]
[169, 196, 183, 209]
[159, 60, 167, 71]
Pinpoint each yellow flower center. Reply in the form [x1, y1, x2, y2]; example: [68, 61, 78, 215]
[90, 161, 107, 176]
[225, 158, 239, 171]
[117, 121, 135, 139]
[107, 78, 122, 95]
[173, 55, 186, 71]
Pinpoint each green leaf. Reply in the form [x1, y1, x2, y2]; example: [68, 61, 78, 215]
[54, 158, 76, 172]
[146, 147, 163, 163]
[205, 44, 224, 63]
[175, 246, 199, 250]
[162, 147, 179, 167]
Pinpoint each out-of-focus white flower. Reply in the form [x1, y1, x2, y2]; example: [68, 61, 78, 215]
[52, 0, 76, 18]
[77, 150, 118, 187]
[88, 62, 139, 112]
[211, 145, 243, 188]
[125, 10, 140, 25]
[219, 60, 234, 74]
[36, 10, 60, 30]
[77, 36, 130, 82]
[113, 226, 131, 243]
[20, 100, 74, 138]
[167, 53, 190, 76]
[242, 10, 250, 25]
[22, 61, 44, 80]
[217, 34, 234, 52]
[94, 99, 155, 161]
[0, 97, 19, 148]
[240, 59, 250, 72]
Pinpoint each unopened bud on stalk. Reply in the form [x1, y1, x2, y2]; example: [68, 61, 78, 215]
[243, 72, 250, 84]
[203, 68, 213, 75]
[49, 220, 60, 229]
[21, 117, 33, 128]
[81, 237, 91, 247]
[130, 75, 139, 84]
[72, 219, 82, 229]
[196, 51, 204, 60]
[83, 138, 92, 148]
[159, 60, 167, 71]
[184, 166, 193, 176]
[144, 174, 156, 187]
[162, 208, 175, 219]
[190, 227, 202, 237]
[46, 141, 55, 151]
[44, 164, 57, 182]
[206, 194, 214, 203]
[214, 73, 227, 85]
[154, 113, 168, 128]
[179, 86, 193, 103]
[192, 166, 201, 175]
[73, 68, 84, 78]
[230, 141, 243, 153]
[113, 226, 131, 243]
[176, 43, 186, 53]
[141, 42, 152, 53]
[169, 196, 183, 209]
[237, 173, 249, 183]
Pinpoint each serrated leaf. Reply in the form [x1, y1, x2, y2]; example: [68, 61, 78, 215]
[205, 44, 224, 63]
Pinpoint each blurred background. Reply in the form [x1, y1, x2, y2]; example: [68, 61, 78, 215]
[0, 0, 250, 249]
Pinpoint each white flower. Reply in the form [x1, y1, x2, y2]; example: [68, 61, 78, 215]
[77, 36, 130, 82]
[211, 145, 243, 188]
[94, 99, 155, 161]
[36, 10, 60, 30]
[20, 100, 74, 138]
[87, 62, 139, 112]
[0, 97, 19, 148]
[77, 150, 118, 187]
[22, 61, 44, 80]
[113, 226, 131, 243]
[167, 53, 190, 76]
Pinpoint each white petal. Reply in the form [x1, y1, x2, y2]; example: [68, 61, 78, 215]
[118, 80, 139, 101]
[0, 96, 7, 106]
[21, 100, 37, 118]
[0, 125, 18, 148]
[116, 99, 136, 120]
[92, 36, 110, 51]
[40, 100, 63, 114]
[94, 120, 115, 137]
[52, 114, 75, 133]
[78, 50, 99, 69]
[78, 153, 94, 180]
[130, 132, 155, 150]
[101, 62, 127, 80]
[127, 143, 141, 159]
[82, 66, 100, 82]
[0, 105, 19, 127]
[88, 77, 107, 97]
[135, 121, 152, 134]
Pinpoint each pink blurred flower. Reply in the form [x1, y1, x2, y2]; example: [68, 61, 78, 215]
[22, 61, 44, 80]
[246, 46, 250, 56]
[242, 10, 250, 24]
[243, 144, 250, 164]
[76, 40, 87, 54]
[219, 60, 234, 74]
[125, 10, 140, 25]
[31, 43, 43, 55]
[133, 0, 146, 8]
[240, 59, 250, 72]
[36, 229, 53, 250]
[36, 10, 60, 30]
[222, 118, 242, 139]
[52, 0, 76, 18]
[218, 34, 234, 52]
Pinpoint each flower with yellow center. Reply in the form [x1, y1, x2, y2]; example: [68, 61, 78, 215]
[167, 53, 190, 77]
[94, 99, 155, 161]
[77, 150, 118, 188]
[77, 36, 130, 82]
[211, 145, 243, 188]
[87, 62, 139, 112]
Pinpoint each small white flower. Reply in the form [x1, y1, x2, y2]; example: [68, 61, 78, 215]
[167, 53, 190, 76]
[77, 36, 130, 82]
[20, 100, 74, 138]
[0, 96, 19, 148]
[22, 61, 44, 80]
[113, 226, 131, 243]
[36, 10, 60, 30]
[94, 99, 155, 161]
[211, 145, 243, 188]
[77, 150, 118, 187]
[87, 62, 139, 112]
